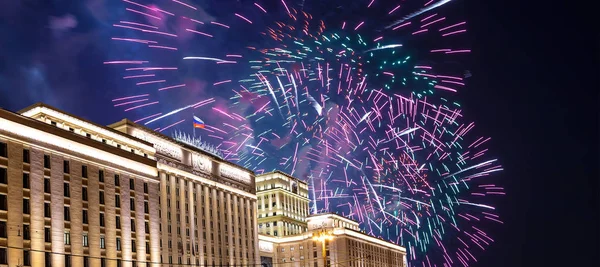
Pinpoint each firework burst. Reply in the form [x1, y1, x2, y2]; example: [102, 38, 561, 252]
[106, 1, 503, 266]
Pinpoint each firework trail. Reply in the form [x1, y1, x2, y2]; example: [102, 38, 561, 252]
[107, 0, 503, 266]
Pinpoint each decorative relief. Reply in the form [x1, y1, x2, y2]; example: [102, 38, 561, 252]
[191, 153, 212, 174]
[132, 130, 182, 160]
[258, 240, 274, 253]
[219, 164, 251, 185]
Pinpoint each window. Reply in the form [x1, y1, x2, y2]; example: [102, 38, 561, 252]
[83, 233, 89, 247]
[0, 141, 6, 157]
[99, 191, 105, 204]
[82, 187, 88, 201]
[45, 252, 52, 267]
[44, 178, 51, 193]
[130, 198, 135, 210]
[23, 149, 30, 163]
[132, 240, 136, 252]
[0, 221, 6, 238]
[23, 224, 30, 240]
[0, 248, 6, 264]
[64, 206, 71, 221]
[44, 203, 51, 217]
[44, 228, 51, 242]
[100, 258, 106, 267]
[114, 174, 120, 186]
[65, 255, 71, 267]
[0, 168, 6, 184]
[23, 173, 30, 189]
[23, 198, 30, 214]
[99, 213, 105, 227]
[44, 155, 50, 168]
[145, 222, 150, 233]
[64, 183, 70, 197]
[115, 195, 120, 207]
[144, 182, 148, 193]
[64, 160, 70, 173]
[64, 231, 71, 245]
[83, 210, 88, 224]
[116, 216, 121, 229]
[99, 170, 104, 182]
[146, 242, 150, 254]
[130, 178, 135, 190]
[83, 257, 89, 267]
[116, 237, 122, 251]
[82, 165, 88, 178]
[131, 219, 136, 232]
[24, 249, 31, 266]
[0, 194, 6, 210]
[144, 201, 149, 213]
[100, 235, 106, 249]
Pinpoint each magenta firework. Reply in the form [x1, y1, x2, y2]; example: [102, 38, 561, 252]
[106, 0, 503, 266]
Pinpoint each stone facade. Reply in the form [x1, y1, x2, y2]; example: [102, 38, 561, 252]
[0, 103, 260, 267]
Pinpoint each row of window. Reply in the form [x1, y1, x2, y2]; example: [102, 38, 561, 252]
[1, 165, 149, 195]
[0, 220, 150, 252]
[0, 247, 157, 267]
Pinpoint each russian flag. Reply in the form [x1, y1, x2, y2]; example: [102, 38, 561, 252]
[193, 116, 205, 129]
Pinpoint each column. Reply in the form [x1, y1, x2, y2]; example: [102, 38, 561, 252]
[104, 170, 117, 267]
[119, 174, 132, 267]
[148, 180, 161, 267]
[159, 172, 169, 266]
[252, 199, 260, 266]
[50, 153, 65, 267]
[203, 186, 212, 265]
[88, 165, 101, 267]
[188, 181, 196, 265]
[195, 184, 204, 266]
[225, 193, 235, 265]
[7, 142, 24, 267]
[70, 161, 83, 267]
[169, 176, 177, 265]
[232, 195, 240, 266]
[179, 178, 187, 261]
[134, 178, 146, 267]
[29, 148, 45, 266]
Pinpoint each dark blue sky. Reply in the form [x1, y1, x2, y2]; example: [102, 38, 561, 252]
[0, 0, 597, 266]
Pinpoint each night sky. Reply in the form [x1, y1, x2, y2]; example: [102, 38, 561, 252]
[1, 0, 598, 266]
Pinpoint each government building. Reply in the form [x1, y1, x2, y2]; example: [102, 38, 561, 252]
[255, 174, 407, 267]
[0, 103, 258, 267]
[0, 103, 406, 267]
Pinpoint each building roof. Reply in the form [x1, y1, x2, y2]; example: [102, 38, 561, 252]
[108, 118, 257, 175]
[0, 106, 157, 176]
[18, 103, 155, 149]
[256, 170, 308, 185]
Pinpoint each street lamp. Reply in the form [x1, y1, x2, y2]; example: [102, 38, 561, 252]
[312, 230, 334, 267]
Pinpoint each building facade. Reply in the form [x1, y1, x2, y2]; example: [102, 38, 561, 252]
[258, 214, 407, 267]
[256, 171, 310, 237]
[0, 103, 260, 267]
[111, 120, 259, 267]
[0, 104, 159, 267]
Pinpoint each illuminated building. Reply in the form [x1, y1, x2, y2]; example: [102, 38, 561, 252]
[258, 214, 407, 267]
[256, 171, 310, 237]
[110, 119, 259, 267]
[0, 103, 259, 267]
[255, 173, 407, 267]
